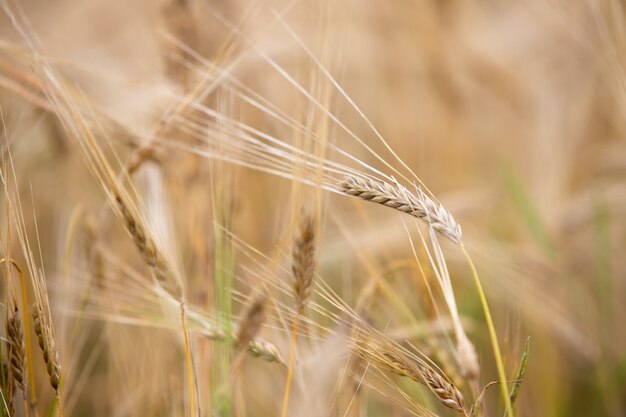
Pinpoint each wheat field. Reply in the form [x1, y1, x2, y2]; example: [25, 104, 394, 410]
[0, 0, 624, 416]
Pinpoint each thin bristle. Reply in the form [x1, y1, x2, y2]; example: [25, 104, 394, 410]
[292, 215, 316, 312]
[339, 175, 462, 244]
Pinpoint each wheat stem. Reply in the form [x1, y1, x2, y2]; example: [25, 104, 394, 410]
[23, 396, 29, 417]
[56, 395, 64, 417]
[181, 306, 195, 417]
[280, 315, 300, 417]
[461, 245, 513, 417]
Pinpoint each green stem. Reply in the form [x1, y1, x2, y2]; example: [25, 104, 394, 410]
[461, 244, 513, 417]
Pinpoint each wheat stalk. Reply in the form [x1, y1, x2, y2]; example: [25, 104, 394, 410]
[339, 175, 462, 244]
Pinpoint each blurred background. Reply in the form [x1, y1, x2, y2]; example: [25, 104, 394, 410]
[0, 0, 625, 416]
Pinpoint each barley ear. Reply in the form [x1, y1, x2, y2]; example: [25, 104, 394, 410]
[32, 303, 61, 392]
[113, 193, 183, 300]
[352, 327, 467, 413]
[6, 295, 26, 393]
[339, 175, 462, 244]
[292, 215, 316, 312]
[380, 349, 466, 413]
[202, 325, 283, 364]
[230, 295, 267, 379]
[235, 295, 267, 350]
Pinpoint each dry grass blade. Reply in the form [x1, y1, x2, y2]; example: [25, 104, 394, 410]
[339, 175, 462, 244]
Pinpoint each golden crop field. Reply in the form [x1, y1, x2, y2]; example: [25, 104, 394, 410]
[0, 1, 624, 416]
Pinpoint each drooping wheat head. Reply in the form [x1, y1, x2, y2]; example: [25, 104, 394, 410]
[351, 325, 467, 414]
[339, 175, 462, 244]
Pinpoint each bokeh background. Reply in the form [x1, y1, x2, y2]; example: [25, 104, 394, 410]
[0, 0, 625, 416]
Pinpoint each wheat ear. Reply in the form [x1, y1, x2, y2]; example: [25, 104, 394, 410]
[112, 191, 196, 417]
[31, 303, 61, 393]
[235, 296, 267, 350]
[229, 295, 267, 381]
[1, 258, 35, 414]
[352, 327, 467, 414]
[281, 214, 318, 417]
[339, 175, 462, 244]
[113, 194, 182, 299]
[383, 351, 465, 413]
[6, 295, 26, 393]
[291, 216, 316, 313]
[199, 325, 283, 364]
